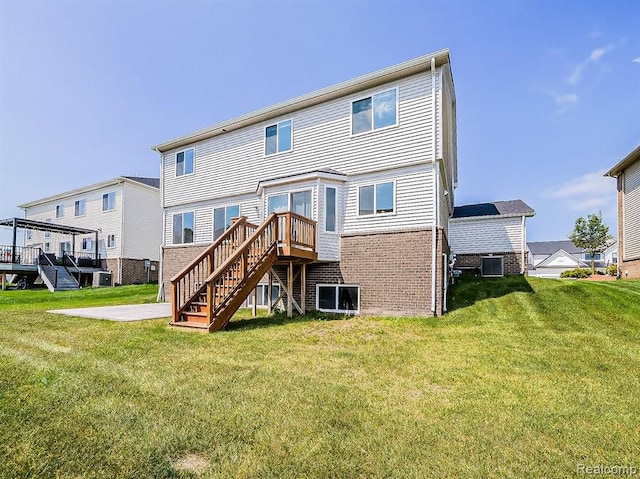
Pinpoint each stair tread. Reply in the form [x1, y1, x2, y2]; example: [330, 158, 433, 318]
[169, 320, 209, 330]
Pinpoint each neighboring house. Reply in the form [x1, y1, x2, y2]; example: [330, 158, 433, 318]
[449, 200, 535, 276]
[527, 240, 617, 278]
[19, 176, 161, 284]
[605, 144, 640, 279]
[154, 49, 457, 328]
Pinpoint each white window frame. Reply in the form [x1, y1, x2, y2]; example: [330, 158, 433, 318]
[107, 234, 116, 249]
[324, 185, 338, 234]
[356, 180, 396, 217]
[264, 119, 293, 156]
[44, 242, 50, 252]
[175, 147, 195, 177]
[82, 237, 92, 250]
[213, 204, 240, 240]
[247, 283, 282, 308]
[55, 204, 64, 218]
[102, 192, 116, 212]
[316, 283, 360, 314]
[26, 229, 32, 240]
[266, 188, 314, 219]
[44, 219, 51, 238]
[74, 199, 86, 217]
[350, 87, 399, 137]
[172, 212, 195, 245]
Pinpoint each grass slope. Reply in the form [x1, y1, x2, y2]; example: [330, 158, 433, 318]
[0, 279, 638, 478]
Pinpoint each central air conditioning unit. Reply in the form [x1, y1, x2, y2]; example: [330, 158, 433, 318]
[481, 256, 504, 277]
[93, 271, 113, 287]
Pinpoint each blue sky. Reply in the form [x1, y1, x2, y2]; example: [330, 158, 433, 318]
[1, 0, 639, 245]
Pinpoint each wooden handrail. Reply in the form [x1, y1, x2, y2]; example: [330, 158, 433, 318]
[170, 216, 255, 283]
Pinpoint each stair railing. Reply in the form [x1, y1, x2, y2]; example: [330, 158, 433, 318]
[204, 213, 279, 325]
[62, 253, 81, 287]
[38, 249, 58, 288]
[170, 216, 257, 323]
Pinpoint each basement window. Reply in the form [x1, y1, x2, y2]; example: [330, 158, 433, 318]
[317, 284, 360, 314]
[481, 256, 504, 277]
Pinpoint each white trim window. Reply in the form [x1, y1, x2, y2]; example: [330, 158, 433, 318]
[74, 199, 86, 217]
[267, 189, 312, 219]
[325, 186, 337, 233]
[55, 204, 64, 218]
[358, 181, 395, 216]
[102, 192, 115, 212]
[265, 119, 293, 155]
[82, 237, 93, 250]
[584, 253, 603, 261]
[176, 148, 194, 176]
[44, 242, 50, 252]
[316, 284, 360, 313]
[26, 229, 32, 240]
[172, 212, 194, 245]
[44, 219, 51, 238]
[351, 88, 398, 135]
[247, 283, 282, 308]
[107, 234, 116, 248]
[213, 205, 240, 240]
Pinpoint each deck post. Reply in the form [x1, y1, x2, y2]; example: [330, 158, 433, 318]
[268, 269, 273, 314]
[12, 218, 17, 264]
[94, 231, 99, 267]
[252, 287, 257, 317]
[287, 261, 293, 318]
[1, 273, 5, 290]
[301, 263, 306, 313]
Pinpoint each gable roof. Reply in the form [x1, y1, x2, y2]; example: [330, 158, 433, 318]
[452, 199, 535, 219]
[19, 176, 160, 209]
[535, 248, 587, 268]
[123, 176, 160, 189]
[152, 49, 452, 153]
[527, 240, 582, 255]
[604, 144, 640, 177]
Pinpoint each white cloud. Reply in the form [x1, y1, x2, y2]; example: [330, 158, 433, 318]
[553, 93, 578, 114]
[567, 44, 615, 85]
[633, 57, 640, 64]
[542, 169, 617, 223]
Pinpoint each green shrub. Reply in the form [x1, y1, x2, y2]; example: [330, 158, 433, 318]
[606, 264, 618, 276]
[560, 268, 592, 278]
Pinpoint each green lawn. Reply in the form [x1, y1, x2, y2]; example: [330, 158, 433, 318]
[1, 278, 639, 478]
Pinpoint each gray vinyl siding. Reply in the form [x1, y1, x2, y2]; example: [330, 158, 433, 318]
[343, 165, 434, 234]
[623, 159, 640, 260]
[162, 71, 436, 209]
[449, 216, 524, 254]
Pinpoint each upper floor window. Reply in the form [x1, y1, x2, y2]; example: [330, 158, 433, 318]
[265, 120, 292, 155]
[173, 212, 194, 244]
[325, 186, 337, 233]
[176, 148, 194, 176]
[74, 199, 86, 217]
[102, 192, 115, 211]
[358, 181, 394, 216]
[56, 205, 64, 218]
[214, 205, 240, 240]
[352, 88, 397, 135]
[268, 190, 312, 219]
[107, 234, 116, 248]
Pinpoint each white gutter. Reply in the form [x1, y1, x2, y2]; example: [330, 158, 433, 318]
[431, 56, 438, 314]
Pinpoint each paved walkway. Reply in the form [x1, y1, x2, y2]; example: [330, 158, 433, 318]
[48, 303, 171, 322]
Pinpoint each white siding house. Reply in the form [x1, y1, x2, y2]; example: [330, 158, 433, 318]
[20, 177, 161, 284]
[155, 49, 458, 317]
[449, 200, 535, 276]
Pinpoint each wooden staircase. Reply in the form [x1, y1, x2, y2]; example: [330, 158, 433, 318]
[170, 212, 316, 332]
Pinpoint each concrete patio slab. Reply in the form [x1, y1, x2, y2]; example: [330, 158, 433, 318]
[48, 303, 171, 322]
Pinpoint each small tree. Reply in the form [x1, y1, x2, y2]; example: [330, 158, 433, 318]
[568, 213, 614, 274]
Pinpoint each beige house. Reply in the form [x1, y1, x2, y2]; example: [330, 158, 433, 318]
[605, 145, 640, 278]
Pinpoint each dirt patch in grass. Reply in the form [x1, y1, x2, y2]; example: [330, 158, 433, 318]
[172, 453, 209, 474]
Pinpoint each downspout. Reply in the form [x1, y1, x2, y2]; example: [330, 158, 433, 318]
[442, 252, 448, 312]
[521, 215, 526, 274]
[431, 56, 438, 314]
[155, 147, 165, 302]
